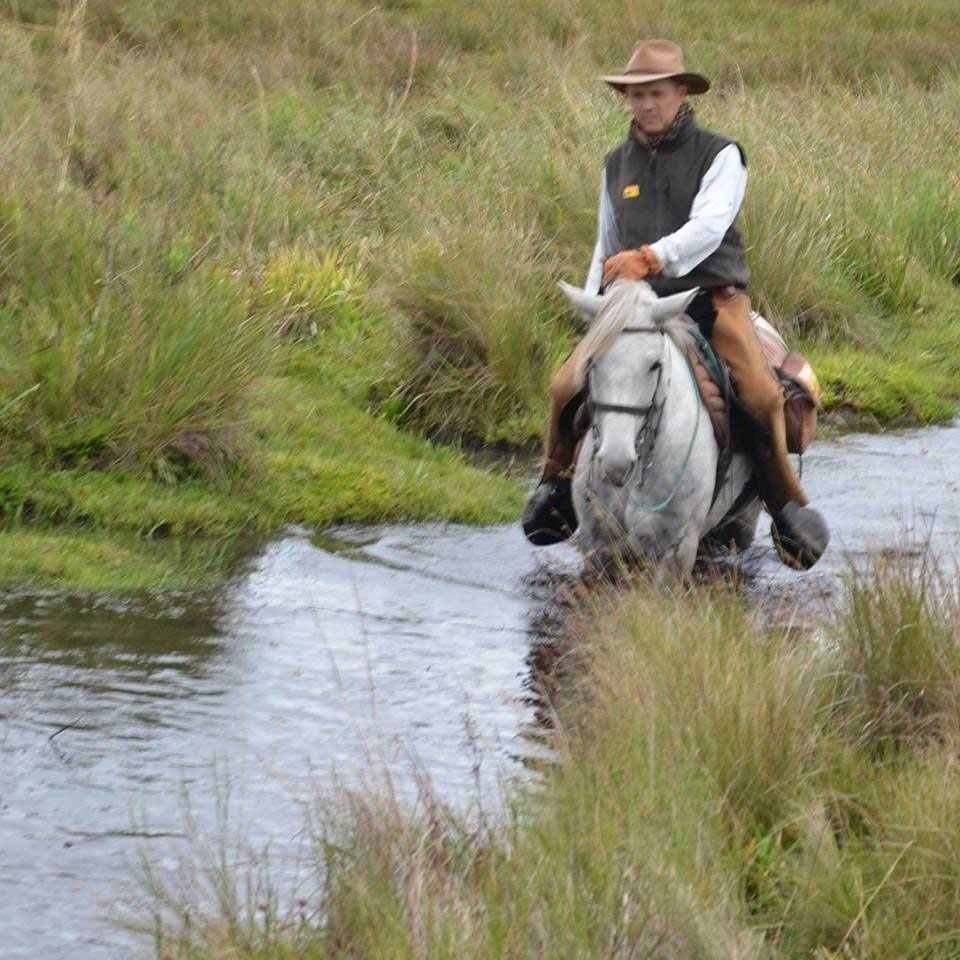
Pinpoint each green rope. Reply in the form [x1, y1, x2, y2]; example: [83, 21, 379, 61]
[629, 356, 701, 515]
[688, 326, 724, 384]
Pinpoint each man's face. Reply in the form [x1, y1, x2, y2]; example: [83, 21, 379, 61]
[625, 79, 688, 135]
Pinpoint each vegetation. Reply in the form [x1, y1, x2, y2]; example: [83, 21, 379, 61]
[9, 1, 955, 948]
[146, 555, 960, 959]
[1, 0, 959, 587]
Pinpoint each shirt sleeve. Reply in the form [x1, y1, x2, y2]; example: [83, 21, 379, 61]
[585, 169, 620, 295]
[649, 143, 747, 278]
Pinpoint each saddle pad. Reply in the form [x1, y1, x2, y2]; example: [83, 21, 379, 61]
[687, 348, 729, 449]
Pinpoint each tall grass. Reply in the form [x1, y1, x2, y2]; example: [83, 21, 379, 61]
[0, 190, 278, 478]
[148, 555, 960, 958]
[1, 0, 959, 473]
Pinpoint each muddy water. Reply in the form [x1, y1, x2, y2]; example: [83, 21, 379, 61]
[2, 422, 960, 959]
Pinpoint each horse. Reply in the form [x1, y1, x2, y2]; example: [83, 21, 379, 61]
[558, 278, 760, 580]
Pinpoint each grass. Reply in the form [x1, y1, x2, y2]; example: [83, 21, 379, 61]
[1, 0, 960, 588]
[145, 554, 960, 959]
[0, 527, 234, 591]
[0, 375, 522, 590]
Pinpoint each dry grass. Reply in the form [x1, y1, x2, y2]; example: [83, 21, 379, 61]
[144, 553, 960, 959]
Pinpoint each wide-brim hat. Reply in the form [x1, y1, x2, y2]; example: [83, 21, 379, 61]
[600, 40, 710, 95]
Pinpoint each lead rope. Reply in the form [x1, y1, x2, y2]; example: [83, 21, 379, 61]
[629, 356, 701, 515]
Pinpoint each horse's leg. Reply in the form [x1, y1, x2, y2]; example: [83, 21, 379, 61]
[705, 496, 762, 554]
[652, 529, 700, 588]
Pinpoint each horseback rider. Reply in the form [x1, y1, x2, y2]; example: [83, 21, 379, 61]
[522, 40, 829, 569]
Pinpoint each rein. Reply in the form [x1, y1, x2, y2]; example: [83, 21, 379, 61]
[629, 356, 700, 515]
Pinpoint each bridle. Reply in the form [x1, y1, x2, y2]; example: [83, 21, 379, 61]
[586, 322, 703, 514]
[586, 325, 667, 485]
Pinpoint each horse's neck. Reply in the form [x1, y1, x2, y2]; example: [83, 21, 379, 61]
[656, 335, 704, 450]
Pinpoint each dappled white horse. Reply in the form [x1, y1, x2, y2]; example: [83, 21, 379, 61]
[560, 279, 760, 578]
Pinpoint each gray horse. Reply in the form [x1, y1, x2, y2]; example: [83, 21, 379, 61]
[559, 279, 760, 579]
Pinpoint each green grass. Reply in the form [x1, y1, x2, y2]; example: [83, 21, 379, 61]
[0, 372, 522, 590]
[0, 528, 234, 591]
[1, 0, 960, 588]
[146, 555, 960, 959]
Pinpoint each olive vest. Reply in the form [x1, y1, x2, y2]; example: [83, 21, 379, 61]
[604, 118, 749, 295]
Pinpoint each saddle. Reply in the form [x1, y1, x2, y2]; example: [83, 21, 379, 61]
[565, 312, 821, 458]
[685, 313, 820, 456]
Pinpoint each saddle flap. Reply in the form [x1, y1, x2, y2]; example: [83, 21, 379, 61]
[753, 311, 821, 454]
[778, 351, 820, 454]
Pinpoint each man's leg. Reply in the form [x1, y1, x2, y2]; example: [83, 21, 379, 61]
[522, 348, 584, 545]
[710, 289, 829, 568]
[542, 351, 581, 482]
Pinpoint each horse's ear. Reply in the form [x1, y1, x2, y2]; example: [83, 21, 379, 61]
[558, 281, 604, 325]
[651, 288, 699, 322]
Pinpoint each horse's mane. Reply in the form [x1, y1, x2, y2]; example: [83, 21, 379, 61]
[572, 280, 697, 389]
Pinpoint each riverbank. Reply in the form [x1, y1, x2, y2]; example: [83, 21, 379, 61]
[144, 553, 960, 959]
[2, 0, 959, 591]
[0, 369, 522, 591]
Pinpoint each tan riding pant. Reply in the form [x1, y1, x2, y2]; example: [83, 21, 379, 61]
[541, 289, 808, 512]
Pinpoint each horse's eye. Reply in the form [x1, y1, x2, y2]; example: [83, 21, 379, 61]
[649, 360, 662, 372]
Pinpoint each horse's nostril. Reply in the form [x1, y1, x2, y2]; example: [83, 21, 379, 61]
[600, 459, 631, 487]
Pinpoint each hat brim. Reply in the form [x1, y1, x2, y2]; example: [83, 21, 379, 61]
[600, 71, 710, 95]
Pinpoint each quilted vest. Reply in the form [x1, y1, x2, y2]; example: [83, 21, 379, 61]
[604, 118, 750, 295]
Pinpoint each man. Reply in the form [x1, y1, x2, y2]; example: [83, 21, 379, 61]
[522, 40, 829, 569]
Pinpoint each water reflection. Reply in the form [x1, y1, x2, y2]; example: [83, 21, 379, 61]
[0, 525, 579, 960]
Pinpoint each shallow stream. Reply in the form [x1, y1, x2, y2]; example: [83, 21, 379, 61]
[2, 422, 960, 958]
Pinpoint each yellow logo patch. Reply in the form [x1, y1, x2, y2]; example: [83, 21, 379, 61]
[622, 184, 640, 199]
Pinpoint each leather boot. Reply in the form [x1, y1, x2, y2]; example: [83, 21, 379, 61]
[522, 478, 577, 545]
[524, 346, 585, 546]
[709, 289, 829, 568]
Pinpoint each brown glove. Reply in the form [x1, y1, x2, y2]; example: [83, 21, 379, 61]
[602, 245, 662, 288]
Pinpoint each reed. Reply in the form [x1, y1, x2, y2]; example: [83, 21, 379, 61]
[144, 553, 960, 959]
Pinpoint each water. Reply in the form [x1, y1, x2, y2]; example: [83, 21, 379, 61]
[2, 422, 960, 958]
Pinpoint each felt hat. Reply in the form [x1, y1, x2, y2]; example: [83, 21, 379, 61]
[600, 40, 710, 94]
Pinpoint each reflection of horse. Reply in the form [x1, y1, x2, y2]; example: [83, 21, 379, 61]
[559, 279, 760, 579]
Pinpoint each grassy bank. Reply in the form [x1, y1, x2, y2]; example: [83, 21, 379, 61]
[148, 555, 960, 958]
[2, 0, 959, 588]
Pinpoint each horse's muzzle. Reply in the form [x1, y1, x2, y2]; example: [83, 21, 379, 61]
[599, 456, 636, 488]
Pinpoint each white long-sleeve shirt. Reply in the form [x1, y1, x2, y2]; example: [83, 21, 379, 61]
[584, 143, 748, 294]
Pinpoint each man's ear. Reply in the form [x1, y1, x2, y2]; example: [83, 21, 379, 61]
[558, 281, 604, 325]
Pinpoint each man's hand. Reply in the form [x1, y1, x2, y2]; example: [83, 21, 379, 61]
[602, 245, 662, 288]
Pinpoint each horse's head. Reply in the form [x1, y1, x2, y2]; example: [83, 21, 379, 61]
[559, 280, 697, 487]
